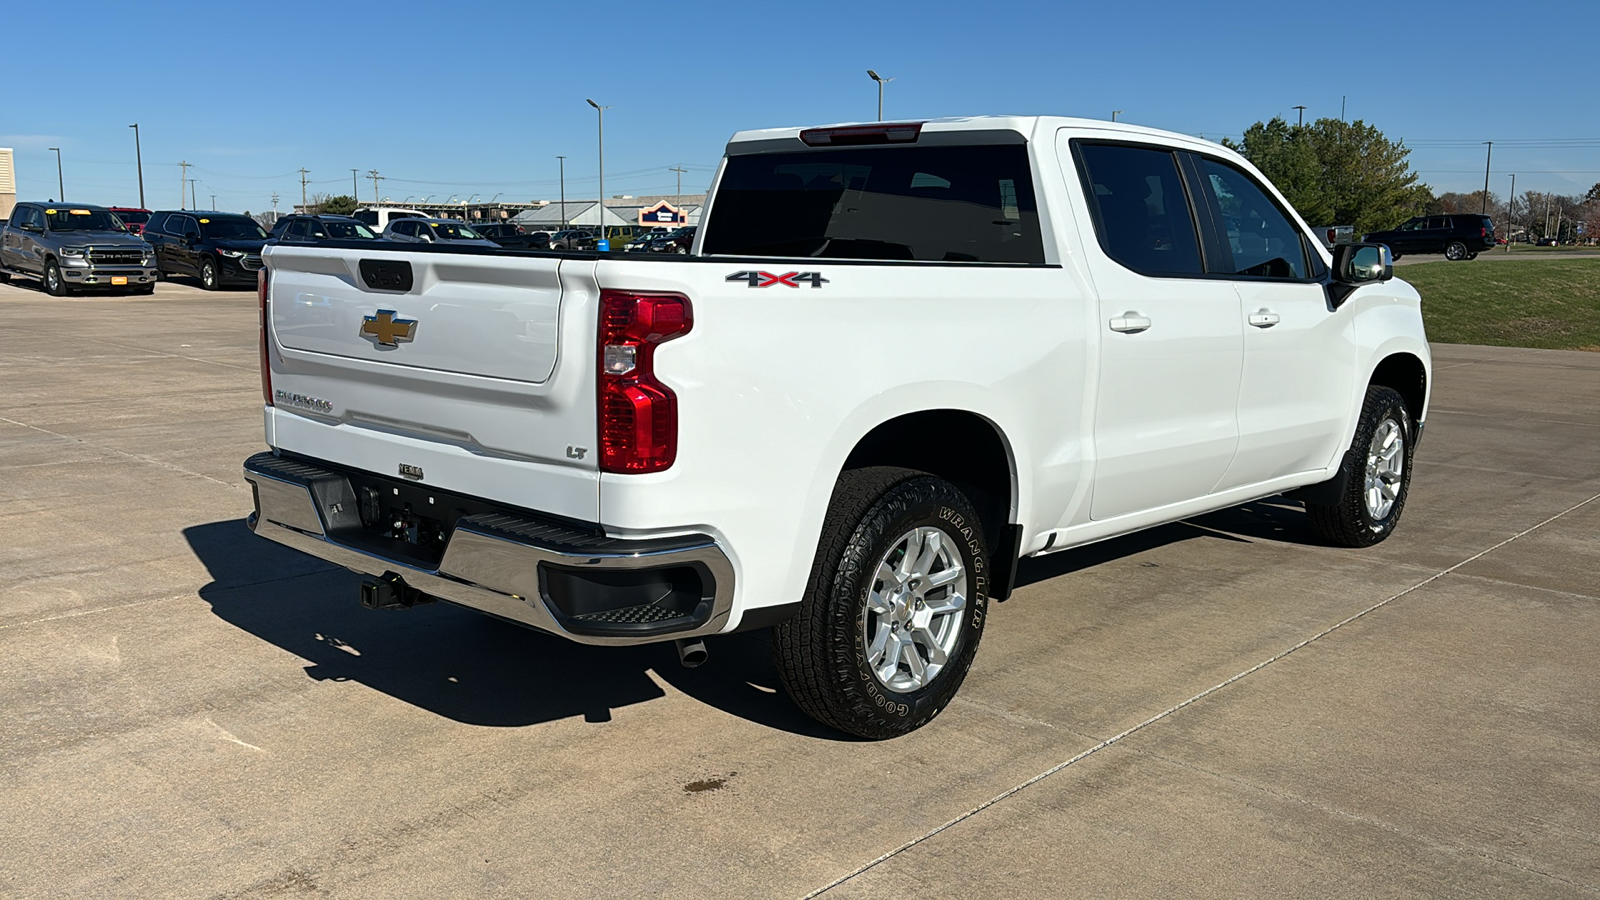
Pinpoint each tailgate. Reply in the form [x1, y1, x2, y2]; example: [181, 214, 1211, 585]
[263, 244, 602, 522]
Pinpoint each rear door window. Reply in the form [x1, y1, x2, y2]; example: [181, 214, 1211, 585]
[1074, 142, 1203, 276]
[702, 144, 1044, 263]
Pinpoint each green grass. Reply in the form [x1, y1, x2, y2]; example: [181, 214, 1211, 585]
[1401, 259, 1600, 351]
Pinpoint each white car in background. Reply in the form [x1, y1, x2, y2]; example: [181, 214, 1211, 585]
[352, 207, 427, 233]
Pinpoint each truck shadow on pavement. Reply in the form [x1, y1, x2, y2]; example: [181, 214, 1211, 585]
[185, 499, 1316, 738]
[184, 519, 848, 740]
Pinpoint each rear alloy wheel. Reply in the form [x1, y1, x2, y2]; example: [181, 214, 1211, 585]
[200, 258, 219, 290]
[43, 259, 67, 296]
[773, 467, 991, 739]
[1445, 240, 1469, 261]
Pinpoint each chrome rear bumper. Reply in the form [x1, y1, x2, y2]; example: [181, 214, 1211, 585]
[242, 452, 735, 646]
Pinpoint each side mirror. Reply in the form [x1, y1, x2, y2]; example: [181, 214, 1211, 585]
[1334, 242, 1392, 284]
[1328, 242, 1393, 308]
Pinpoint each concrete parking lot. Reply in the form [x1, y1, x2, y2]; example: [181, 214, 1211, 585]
[2, 277, 1597, 898]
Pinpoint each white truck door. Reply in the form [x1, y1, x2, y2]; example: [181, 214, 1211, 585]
[1062, 137, 1243, 521]
[1188, 155, 1360, 490]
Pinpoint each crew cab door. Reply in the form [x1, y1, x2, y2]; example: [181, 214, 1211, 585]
[1185, 154, 1358, 489]
[1064, 137, 1243, 521]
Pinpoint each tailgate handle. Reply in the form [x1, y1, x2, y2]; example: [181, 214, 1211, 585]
[359, 259, 414, 292]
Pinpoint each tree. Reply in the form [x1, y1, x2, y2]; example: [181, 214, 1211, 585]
[320, 194, 359, 216]
[1227, 117, 1431, 234]
[1224, 117, 1330, 225]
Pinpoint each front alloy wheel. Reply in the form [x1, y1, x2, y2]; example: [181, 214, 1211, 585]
[1306, 385, 1414, 547]
[200, 258, 218, 290]
[44, 260, 66, 296]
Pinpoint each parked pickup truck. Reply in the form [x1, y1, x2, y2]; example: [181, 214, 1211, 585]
[0, 202, 159, 295]
[245, 116, 1429, 739]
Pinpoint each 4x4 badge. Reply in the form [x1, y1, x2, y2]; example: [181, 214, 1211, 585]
[360, 310, 418, 347]
[726, 270, 828, 288]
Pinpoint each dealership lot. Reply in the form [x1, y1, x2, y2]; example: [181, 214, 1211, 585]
[2, 280, 1597, 897]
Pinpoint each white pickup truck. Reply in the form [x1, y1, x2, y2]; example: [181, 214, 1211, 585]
[245, 116, 1429, 739]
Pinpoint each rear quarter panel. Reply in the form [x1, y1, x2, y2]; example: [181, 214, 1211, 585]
[592, 256, 1093, 624]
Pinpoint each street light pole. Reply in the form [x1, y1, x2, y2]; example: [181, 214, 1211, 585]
[1293, 105, 1306, 127]
[557, 156, 567, 228]
[48, 148, 63, 199]
[129, 124, 145, 208]
[1111, 110, 1122, 122]
[867, 69, 893, 120]
[586, 99, 611, 246]
[351, 169, 359, 200]
[1481, 141, 1493, 214]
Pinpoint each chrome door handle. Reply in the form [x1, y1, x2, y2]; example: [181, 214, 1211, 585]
[1248, 310, 1281, 328]
[1108, 313, 1152, 334]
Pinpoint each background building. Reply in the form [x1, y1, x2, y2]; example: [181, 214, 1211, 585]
[0, 149, 16, 220]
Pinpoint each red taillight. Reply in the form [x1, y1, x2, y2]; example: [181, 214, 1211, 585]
[597, 290, 692, 473]
[258, 268, 273, 407]
[799, 122, 923, 146]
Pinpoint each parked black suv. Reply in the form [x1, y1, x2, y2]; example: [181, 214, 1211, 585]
[473, 222, 551, 250]
[268, 214, 379, 243]
[1363, 214, 1494, 261]
[143, 211, 269, 289]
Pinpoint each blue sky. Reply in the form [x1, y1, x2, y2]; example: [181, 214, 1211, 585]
[4, 0, 1596, 213]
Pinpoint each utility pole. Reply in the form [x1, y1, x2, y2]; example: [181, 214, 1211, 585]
[1505, 174, 1515, 250]
[49, 148, 63, 199]
[1340, 96, 1346, 121]
[1293, 105, 1306, 127]
[351, 169, 359, 200]
[130, 124, 145, 208]
[179, 160, 191, 209]
[298, 168, 310, 212]
[1481, 142, 1492, 214]
[211, 193, 216, 210]
[669, 166, 687, 196]
[367, 170, 383, 204]
[271, 192, 279, 220]
[867, 69, 893, 120]
[190, 179, 198, 209]
[557, 156, 566, 227]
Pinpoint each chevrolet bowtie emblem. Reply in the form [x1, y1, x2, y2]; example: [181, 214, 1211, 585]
[360, 309, 418, 347]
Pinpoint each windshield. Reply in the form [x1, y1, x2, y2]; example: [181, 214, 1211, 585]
[201, 217, 269, 239]
[323, 221, 377, 239]
[114, 210, 151, 224]
[430, 222, 484, 240]
[45, 208, 127, 232]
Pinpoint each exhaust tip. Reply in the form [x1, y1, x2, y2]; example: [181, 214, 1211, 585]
[675, 638, 708, 668]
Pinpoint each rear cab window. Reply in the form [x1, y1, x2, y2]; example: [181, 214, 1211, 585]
[1073, 142, 1204, 276]
[702, 143, 1044, 263]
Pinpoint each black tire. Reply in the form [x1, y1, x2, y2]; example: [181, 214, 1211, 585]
[1306, 385, 1415, 548]
[1467, 252, 1478, 260]
[43, 259, 67, 296]
[199, 257, 220, 290]
[134, 284, 156, 295]
[1445, 240, 1469, 261]
[0, 270, 10, 283]
[773, 467, 991, 739]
